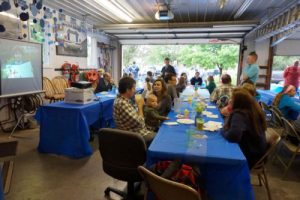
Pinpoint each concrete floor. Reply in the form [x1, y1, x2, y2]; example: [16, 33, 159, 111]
[1, 128, 300, 200]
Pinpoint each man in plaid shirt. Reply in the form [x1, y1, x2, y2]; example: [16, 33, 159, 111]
[113, 77, 156, 145]
[210, 74, 234, 107]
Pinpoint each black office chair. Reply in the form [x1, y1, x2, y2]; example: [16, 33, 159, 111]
[98, 128, 147, 199]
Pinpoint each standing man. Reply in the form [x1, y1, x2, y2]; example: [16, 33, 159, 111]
[283, 60, 300, 90]
[161, 57, 176, 79]
[130, 61, 139, 80]
[94, 72, 113, 93]
[241, 52, 259, 84]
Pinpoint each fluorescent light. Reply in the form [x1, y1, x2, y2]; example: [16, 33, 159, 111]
[94, 0, 133, 22]
[0, 12, 19, 20]
[234, 0, 253, 19]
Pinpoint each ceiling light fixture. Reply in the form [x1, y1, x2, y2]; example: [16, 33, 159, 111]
[94, 0, 133, 22]
[155, 10, 174, 21]
[234, 0, 254, 19]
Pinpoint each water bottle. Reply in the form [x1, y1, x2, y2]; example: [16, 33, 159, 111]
[112, 86, 116, 94]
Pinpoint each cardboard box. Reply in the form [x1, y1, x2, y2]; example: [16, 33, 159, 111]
[64, 87, 94, 104]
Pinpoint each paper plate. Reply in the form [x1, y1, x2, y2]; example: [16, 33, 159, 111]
[164, 122, 179, 126]
[177, 119, 195, 124]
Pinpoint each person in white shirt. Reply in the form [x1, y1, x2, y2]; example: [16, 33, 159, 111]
[142, 77, 153, 99]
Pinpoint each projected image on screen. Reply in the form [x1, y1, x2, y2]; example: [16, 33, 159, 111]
[2, 62, 34, 79]
[0, 38, 42, 97]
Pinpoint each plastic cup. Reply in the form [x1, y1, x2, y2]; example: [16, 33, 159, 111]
[135, 94, 142, 102]
[196, 118, 204, 130]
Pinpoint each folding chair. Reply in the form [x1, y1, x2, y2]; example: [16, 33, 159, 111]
[275, 118, 300, 178]
[251, 130, 281, 200]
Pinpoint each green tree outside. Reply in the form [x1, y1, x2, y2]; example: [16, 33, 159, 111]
[122, 44, 239, 69]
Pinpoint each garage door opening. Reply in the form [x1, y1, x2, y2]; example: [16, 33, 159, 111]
[122, 44, 240, 87]
[271, 56, 300, 92]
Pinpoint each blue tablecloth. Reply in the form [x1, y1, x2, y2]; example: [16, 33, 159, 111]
[0, 169, 3, 200]
[36, 93, 116, 158]
[258, 90, 300, 105]
[147, 88, 254, 200]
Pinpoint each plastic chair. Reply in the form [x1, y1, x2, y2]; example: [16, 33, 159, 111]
[43, 77, 64, 103]
[251, 129, 281, 200]
[0, 139, 18, 194]
[275, 118, 300, 178]
[98, 128, 147, 199]
[138, 166, 201, 200]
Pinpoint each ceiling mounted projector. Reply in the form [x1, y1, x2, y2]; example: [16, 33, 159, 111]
[155, 10, 174, 21]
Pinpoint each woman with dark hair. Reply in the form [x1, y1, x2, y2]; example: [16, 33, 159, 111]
[180, 72, 188, 84]
[176, 76, 186, 95]
[273, 85, 300, 120]
[222, 88, 267, 168]
[152, 78, 172, 116]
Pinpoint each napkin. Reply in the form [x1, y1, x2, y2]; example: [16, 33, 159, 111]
[202, 111, 213, 116]
[207, 106, 216, 109]
[206, 114, 218, 119]
[203, 121, 223, 131]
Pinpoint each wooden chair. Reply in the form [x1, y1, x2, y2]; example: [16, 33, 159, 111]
[275, 117, 300, 178]
[43, 77, 64, 103]
[138, 166, 201, 200]
[251, 129, 281, 200]
[0, 139, 18, 194]
[52, 76, 69, 99]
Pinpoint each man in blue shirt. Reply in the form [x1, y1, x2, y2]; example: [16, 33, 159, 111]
[241, 52, 259, 84]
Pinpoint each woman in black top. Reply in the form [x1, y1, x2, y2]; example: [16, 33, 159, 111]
[222, 88, 267, 168]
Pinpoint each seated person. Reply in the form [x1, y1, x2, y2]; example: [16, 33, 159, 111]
[205, 75, 216, 94]
[190, 72, 202, 86]
[210, 74, 234, 108]
[176, 76, 186, 96]
[272, 85, 300, 120]
[180, 72, 188, 85]
[164, 73, 178, 101]
[222, 88, 267, 168]
[113, 77, 156, 146]
[152, 78, 172, 116]
[142, 77, 153, 99]
[221, 83, 258, 117]
[144, 94, 169, 131]
[94, 73, 113, 93]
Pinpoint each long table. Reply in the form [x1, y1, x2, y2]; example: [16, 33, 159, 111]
[35, 92, 116, 158]
[258, 89, 300, 105]
[147, 88, 254, 200]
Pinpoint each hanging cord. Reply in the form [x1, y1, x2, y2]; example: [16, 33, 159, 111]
[0, 94, 43, 132]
